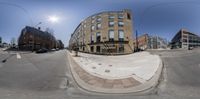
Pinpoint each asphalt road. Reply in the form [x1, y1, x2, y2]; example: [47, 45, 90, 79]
[0, 49, 199, 99]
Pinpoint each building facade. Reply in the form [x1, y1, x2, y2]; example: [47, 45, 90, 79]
[18, 26, 57, 51]
[133, 34, 168, 50]
[148, 36, 168, 49]
[133, 34, 149, 50]
[56, 40, 64, 49]
[171, 29, 200, 49]
[69, 9, 134, 55]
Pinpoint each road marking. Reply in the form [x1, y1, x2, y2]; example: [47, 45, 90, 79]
[16, 53, 21, 59]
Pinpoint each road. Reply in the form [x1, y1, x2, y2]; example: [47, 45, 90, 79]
[0, 49, 199, 99]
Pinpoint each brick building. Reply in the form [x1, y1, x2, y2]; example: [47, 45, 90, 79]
[134, 34, 168, 50]
[18, 26, 58, 51]
[133, 34, 149, 50]
[69, 9, 134, 55]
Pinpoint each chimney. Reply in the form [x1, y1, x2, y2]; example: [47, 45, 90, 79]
[38, 27, 41, 30]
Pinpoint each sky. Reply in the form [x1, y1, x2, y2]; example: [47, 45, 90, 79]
[0, 0, 200, 46]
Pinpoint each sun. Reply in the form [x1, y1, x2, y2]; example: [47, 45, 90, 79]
[48, 15, 59, 23]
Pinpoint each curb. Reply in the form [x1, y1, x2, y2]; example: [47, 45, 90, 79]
[66, 50, 163, 94]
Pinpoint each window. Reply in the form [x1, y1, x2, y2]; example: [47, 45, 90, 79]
[97, 17, 101, 22]
[109, 15, 115, 19]
[118, 30, 124, 41]
[92, 20, 95, 23]
[91, 33, 95, 43]
[91, 25, 95, 31]
[109, 21, 114, 27]
[96, 32, 101, 42]
[109, 30, 114, 41]
[118, 21, 124, 27]
[118, 14, 124, 19]
[97, 23, 101, 30]
[84, 24, 86, 28]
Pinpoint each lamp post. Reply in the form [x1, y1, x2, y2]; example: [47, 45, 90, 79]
[32, 22, 42, 51]
[136, 30, 139, 52]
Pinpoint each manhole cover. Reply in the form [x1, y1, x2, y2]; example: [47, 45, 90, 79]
[105, 69, 110, 73]
[98, 63, 102, 65]
[109, 65, 112, 67]
[92, 67, 96, 69]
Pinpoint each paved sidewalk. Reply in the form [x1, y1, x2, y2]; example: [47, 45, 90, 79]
[67, 51, 163, 93]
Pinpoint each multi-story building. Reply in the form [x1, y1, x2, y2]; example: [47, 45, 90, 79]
[148, 36, 168, 49]
[171, 29, 200, 49]
[133, 34, 149, 50]
[18, 26, 57, 51]
[69, 9, 134, 55]
[133, 34, 168, 50]
[56, 40, 64, 49]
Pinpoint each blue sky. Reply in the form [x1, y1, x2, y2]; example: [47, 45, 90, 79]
[0, 0, 200, 46]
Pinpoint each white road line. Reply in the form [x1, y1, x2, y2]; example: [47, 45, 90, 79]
[16, 53, 21, 59]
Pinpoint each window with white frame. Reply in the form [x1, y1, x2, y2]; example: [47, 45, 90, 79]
[97, 23, 101, 29]
[91, 33, 95, 43]
[91, 25, 95, 31]
[118, 30, 124, 41]
[109, 21, 114, 27]
[118, 21, 124, 27]
[109, 30, 114, 41]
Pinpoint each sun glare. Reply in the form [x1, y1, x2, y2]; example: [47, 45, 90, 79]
[48, 15, 59, 23]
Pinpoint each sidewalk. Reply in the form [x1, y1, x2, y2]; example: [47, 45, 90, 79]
[67, 51, 163, 93]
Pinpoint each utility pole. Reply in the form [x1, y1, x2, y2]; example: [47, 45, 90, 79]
[32, 22, 42, 51]
[136, 30, 139, 52]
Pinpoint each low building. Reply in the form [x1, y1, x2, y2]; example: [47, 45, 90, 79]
[171, 29, 200, 49]
[133, 34, 168, 50]
[69, 9, 134, 55]
[18, 26, 57, 51]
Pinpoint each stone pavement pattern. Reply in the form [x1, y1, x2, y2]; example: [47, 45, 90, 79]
[72, 57, 141, 89]
[68, 51, 162, 93]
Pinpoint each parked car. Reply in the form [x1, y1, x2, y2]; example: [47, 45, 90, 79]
[36, 48, 48, 53]
[188, 47, 194, 50]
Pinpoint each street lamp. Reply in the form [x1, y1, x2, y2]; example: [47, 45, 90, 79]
[32, 22, 42, 51]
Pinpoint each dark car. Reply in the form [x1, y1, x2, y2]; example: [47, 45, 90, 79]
[36, 48, 48, 53]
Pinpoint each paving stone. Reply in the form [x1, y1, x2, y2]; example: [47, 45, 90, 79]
[128, 78, 141, 86]
[122, 78, 134, 88]
[113, 84, 124, 89]
[102, 82, 113, 89]
[93, 82, 104, 87]
[95, 77, 105, 84]
[113, 79, 122, 85]
[87, 79, 97, 85]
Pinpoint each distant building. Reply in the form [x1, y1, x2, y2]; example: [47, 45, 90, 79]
[133, 34, 168, 50]
[133, 34, 149, 50]
[69, 9, 134, 55]
[18, 26, 57, 51]
[171, 29, 200, 49]
[56, 40, 64, 49]
[148, 36, 168, 49]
